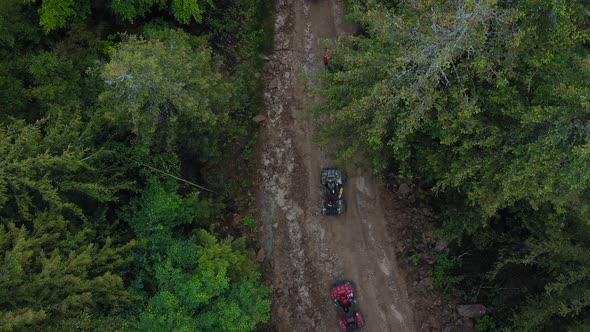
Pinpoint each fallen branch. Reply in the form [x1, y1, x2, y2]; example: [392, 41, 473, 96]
[127, 157, 217, 194]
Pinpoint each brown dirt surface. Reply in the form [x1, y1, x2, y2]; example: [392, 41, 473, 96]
[255, 1, 475, 331]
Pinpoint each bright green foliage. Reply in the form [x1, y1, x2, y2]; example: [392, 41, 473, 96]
[132, 241, 269, 332]
[37, 0, 76, 33]
[241, 215, 255, 229]
[170, 0, 210, 24]
[134, 290, 196, 331]
[111, 0, 212, 24]
[99, 28, 233, 157]
[0, 211, 134, 331]
[25, 0, 90, 33]
[131, 238, 270, 332]
[196, 272, 271, 332]
[120, 177, 194, 252]
[476, 315, 496, 332]
[121, 178, 270, 331]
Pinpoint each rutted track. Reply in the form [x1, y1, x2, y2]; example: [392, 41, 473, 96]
[257, 1, 416, 331]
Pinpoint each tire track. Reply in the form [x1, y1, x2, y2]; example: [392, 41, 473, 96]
[259, 1, 416, 331]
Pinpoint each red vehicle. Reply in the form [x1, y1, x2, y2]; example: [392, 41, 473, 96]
[323, 48, 335, 72]
[331, 281, 364, 331]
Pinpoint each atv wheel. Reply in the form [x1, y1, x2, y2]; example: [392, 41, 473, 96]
[338, 317, 348, 332]
[338, 200, 346, 215]
[355, 312, 364, 328]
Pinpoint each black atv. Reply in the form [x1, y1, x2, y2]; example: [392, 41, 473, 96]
[320, 168, 346, 215]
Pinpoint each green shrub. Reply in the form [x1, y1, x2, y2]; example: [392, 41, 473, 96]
[476, 315, 496, 332]
[241, 216, 255, 230]
[433, 253, 463, 291]
[408, 251, 420, 267]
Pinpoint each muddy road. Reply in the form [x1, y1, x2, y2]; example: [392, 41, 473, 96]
[256, 0, 416, 331]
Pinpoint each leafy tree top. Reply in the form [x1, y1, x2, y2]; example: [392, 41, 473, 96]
[99, 28, 233, 154]
[28, 0, 213, 33]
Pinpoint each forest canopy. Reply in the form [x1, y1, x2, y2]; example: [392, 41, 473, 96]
[319, 0, 590, 330]
[0, 0, 271, 330]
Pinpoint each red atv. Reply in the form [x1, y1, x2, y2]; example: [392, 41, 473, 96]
[323, 48, 335, 72]
[331, 281, 364, 331]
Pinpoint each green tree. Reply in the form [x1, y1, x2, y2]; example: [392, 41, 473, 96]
[0, 0, 40, 47]
[27, 52, 82, 118]
[99, 28, 233, 159]
[28, 0, 212, 32]
[0, 118, 86, 219]
[0, 116, 137, 331]
[0, 211, 134, 331]
[24, 0, 90, 33]
[0, 0, 41, 121]
[111, 0, 212, 24]
[120, 178, 270, 331]
[320, 0, 590, 220]
[196, 272, 271, 332]
[320, 0, 590, 329]
[0, 118, 131, 220]
[493, 221, 590, 331]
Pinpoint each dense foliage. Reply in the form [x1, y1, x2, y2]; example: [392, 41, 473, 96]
[319, 0, 590, 330]
[0, 0, 271, 330]
[121, 178, 269, 331]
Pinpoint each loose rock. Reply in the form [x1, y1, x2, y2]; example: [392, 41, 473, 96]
[435, 238, 450, 252]
[463, 317, 474, 328]
[457, 304, 486, 318]
[398, 183, 411, 194]
[421, 276, 433, 289]
[253, 114, 267, 123]
[269, 79, 279, 89]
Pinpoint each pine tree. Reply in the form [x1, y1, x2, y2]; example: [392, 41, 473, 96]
[320, 0, 590, 329]
[0, 211, 134, 331]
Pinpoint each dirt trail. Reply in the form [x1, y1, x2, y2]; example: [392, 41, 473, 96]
[257, 1, 415, 331]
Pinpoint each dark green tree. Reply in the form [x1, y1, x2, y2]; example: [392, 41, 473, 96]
[320, 0, 590, 225]
[492, 221, 590, 331]
[27, 52, 82, 119]
[320, 0, 590, 329]
[0, 0, 40, 47]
